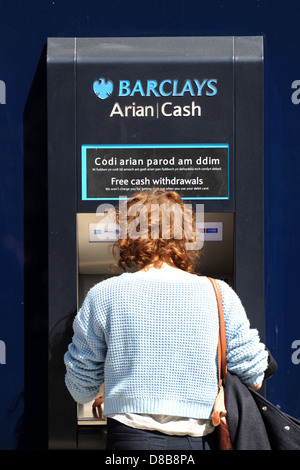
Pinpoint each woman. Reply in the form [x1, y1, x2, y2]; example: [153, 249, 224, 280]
[64, 189, 269, 450]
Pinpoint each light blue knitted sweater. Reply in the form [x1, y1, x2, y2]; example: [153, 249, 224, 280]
[64, 273, 268, 419]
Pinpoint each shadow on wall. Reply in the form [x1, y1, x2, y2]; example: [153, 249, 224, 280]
[18, 45, 49, 449]
[20, 45, 79, 450]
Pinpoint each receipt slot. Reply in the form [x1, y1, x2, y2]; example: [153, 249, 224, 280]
[47, 37, 264, 449]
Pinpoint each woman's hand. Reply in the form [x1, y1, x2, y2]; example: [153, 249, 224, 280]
[249, 382, 263, 391]
[92, 396, 104, 419]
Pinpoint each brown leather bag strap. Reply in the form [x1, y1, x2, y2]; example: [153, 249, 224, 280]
[208, 278, 227, 382]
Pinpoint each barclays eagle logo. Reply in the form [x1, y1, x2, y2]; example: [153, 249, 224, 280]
[93, 78, 113, 100]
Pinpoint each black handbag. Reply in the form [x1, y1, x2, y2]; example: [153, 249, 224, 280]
[209, 277, 300, 450]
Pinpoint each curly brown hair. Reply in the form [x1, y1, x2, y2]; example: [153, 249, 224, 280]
[113, 189, 201, 273]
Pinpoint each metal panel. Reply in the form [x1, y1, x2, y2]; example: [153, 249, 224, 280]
[47, 38, 78, 449]
[234, 37, 264, 337]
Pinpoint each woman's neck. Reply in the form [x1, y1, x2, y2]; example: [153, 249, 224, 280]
[132, 261, 196, 279]
[140, 261, 178, 272]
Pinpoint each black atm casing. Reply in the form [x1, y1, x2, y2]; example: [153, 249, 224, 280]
[47, 37, 264, 449]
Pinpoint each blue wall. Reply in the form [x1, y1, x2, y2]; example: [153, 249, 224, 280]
[0, 0, 299, 449]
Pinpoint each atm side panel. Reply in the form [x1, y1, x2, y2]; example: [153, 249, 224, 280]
[47, 38, 78, 449]
[234, 37, 264, 338]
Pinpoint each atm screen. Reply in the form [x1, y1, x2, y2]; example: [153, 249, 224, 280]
[82, 143, 229, 201]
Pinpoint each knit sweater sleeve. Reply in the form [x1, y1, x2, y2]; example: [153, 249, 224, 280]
[64, 287, 107, 404]
[218, 280, 268, 387]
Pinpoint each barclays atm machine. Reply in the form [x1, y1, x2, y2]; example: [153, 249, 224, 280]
[47, 36, 264, 449]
